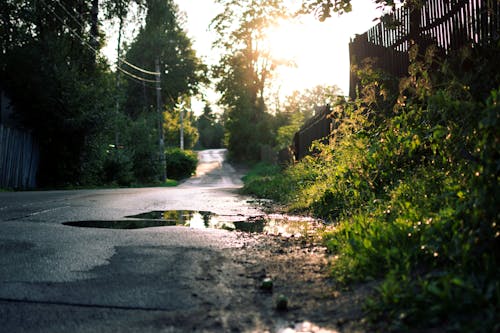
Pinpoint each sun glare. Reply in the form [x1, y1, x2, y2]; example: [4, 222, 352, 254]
[264, 18, 349, 97]
[262, 1, 386, 98]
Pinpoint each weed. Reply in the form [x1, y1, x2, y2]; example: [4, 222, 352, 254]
[243, 44, 500, 332]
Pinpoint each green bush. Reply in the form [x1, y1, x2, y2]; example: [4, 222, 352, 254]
[243, 44, 500, 332]
[165, 148, 198, 180]
[327, 47, 499, 331]
[102, 149, 134, 186]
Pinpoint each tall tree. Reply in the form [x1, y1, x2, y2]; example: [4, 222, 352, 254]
[122, 0, 207, 118]
[115, 0, 206, 181]
[196, 104, 224, 149]
[1, 0, 117, 186]
[212, 0, 288, 161]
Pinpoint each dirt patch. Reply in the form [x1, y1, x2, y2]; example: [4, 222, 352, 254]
[222, 230, 376, 333]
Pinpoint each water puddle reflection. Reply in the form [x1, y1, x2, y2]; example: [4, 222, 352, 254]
[63, 219, 177, 229]
[63, 210, 320, 237]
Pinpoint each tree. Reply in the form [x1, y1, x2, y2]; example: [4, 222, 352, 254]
[1, 0, 118, 186]
[276, 85, 341, 150]
[212, 0, 289, 161]
[196, 104, 225, 149]
[114, 0, 206, 181]
[300, 0, 400, 21]
[163, 101, 199, 150]
[123, 0, 207, 118]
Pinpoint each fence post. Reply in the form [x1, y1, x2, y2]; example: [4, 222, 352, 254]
[410, 5, 422, 47]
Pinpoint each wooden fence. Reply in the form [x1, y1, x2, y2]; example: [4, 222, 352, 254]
[290, 105, 333, 161]
[286, 0, 499, 162]
[0, 125, 39, 189]
[349, 0, 500, 98]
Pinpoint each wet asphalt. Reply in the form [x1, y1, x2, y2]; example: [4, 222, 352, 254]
[0, 149, 269, 332]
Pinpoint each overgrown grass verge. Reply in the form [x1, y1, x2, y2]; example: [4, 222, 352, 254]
[243, 45, 499, 332]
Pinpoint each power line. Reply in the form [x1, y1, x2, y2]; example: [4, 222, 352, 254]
[54, 0, 160, 76]
[41, 0, 100, 54]
[120, 59, 160, 76]
[53, 0, 87, 32]
[121, 72, 157, 89]
[117, 66, 158, 83]
[41, 0, 160, 77]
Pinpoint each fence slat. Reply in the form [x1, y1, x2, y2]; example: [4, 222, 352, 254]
[0, 124, 38, 189]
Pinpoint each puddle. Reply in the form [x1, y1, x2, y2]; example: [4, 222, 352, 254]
[63, 220, 177, 229]
[63, 210, 322, 237]
[126, 210, 237, 230]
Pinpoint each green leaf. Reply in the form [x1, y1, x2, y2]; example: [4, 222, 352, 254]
[363, 238, 372, 249]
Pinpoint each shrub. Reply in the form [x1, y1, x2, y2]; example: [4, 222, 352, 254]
[102, 149, 134, 186]
[243, 44, 500, 332]
[165, 148, 198, 180]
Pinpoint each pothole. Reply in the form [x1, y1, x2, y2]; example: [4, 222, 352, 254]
[63, 210, 322, 236]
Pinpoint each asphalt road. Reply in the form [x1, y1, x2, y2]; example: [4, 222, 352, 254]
[0, 149, 270, 332]
[0, 149, 355, 333]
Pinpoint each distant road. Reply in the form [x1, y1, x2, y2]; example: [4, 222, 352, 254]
[183, 148, 243, 188]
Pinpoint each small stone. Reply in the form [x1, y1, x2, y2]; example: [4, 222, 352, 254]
[276, 294, 288, 311]
[260, 277, 273, 292]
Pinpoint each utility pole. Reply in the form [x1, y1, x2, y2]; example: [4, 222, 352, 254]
[179, 104, 184, 150]
[156, 58, 167, 182]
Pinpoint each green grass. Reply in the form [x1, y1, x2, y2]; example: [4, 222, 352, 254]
[242, 46, 500, 332]
[241, 162, 286, 201]
[160, 179, 179, 187]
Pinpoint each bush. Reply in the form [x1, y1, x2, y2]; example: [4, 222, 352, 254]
[165, 148, 198, 180]
[102, 149, 134, 186]
[243, 44, 500, 332]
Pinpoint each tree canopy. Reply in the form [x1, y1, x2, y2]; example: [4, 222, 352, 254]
[301, 0, 402, 21]
[0, 0, 206, 186]
[196, 104, 224, 149]
[123, 0, 207, 118]
[212, 0, 290, 160]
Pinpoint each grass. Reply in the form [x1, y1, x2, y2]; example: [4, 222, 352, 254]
[242, 46, 499, 332]
[159, 179, 179, 187]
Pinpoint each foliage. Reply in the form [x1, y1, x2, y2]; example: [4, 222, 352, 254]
[165, 148, 198, 180]
[1, 0, 117, 187]
[102, 148, 135, 186]
[114, 0, 206, 183]
[0, 0, 205, 188]
[163, 103, 199, 149]
[243, 43, 500, 331]
[122, 0, 207, 118]
[196, 104, 225, 149]
[275, 85, 342, 150]
[123, 112, 161, 183]
[241, 162, 291, 202]
[212, 0, 290, 161]
[300, 0, 404, 21]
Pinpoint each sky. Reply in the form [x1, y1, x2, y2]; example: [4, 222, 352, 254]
[103, 0, 386, 115]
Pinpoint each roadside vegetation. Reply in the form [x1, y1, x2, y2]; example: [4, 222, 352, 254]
[1, 0, 205, 188]
[165, 148, 198, 180]
[243, 44, 499, 332]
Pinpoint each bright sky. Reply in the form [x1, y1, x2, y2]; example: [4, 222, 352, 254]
[175, 0, 385, 114]
[103, 0, 385, 115]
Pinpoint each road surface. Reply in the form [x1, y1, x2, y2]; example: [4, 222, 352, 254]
[0, 149, 366, 332]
